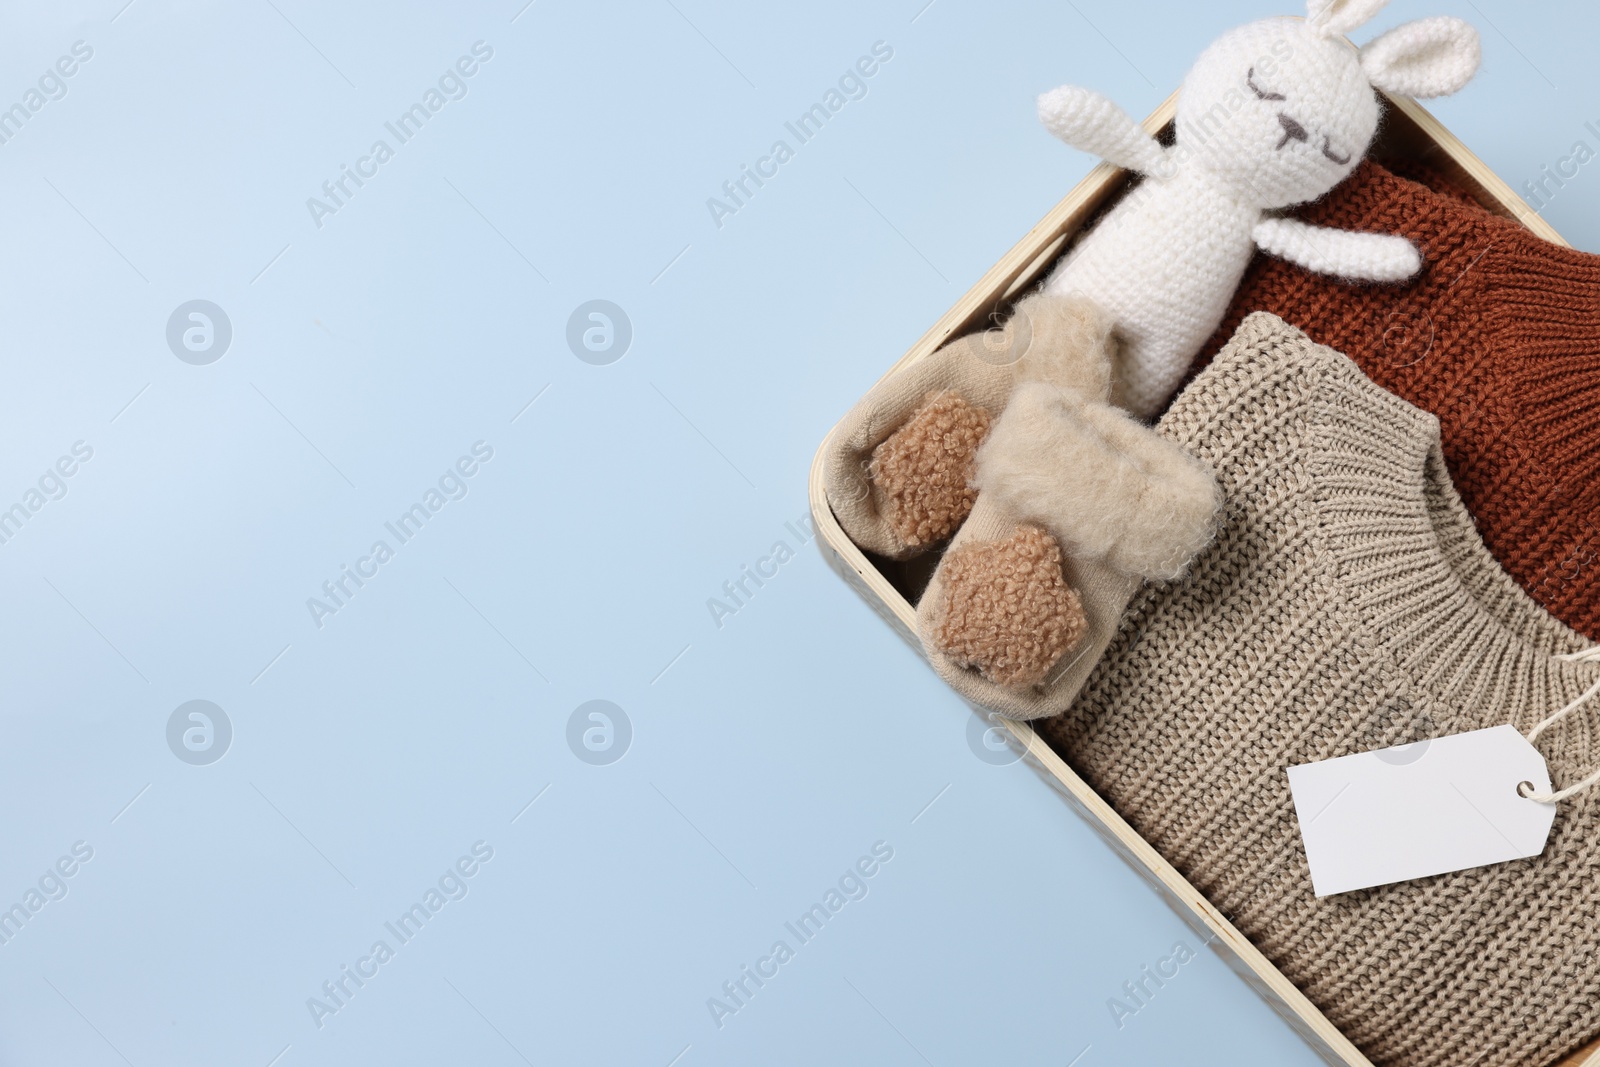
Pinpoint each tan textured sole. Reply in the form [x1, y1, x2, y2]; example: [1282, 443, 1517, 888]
[925, 523, 1087, 688]
[868, 390, 991, 550]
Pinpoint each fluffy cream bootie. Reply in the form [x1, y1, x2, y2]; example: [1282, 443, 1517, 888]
[918, 379, 1221, 719]
[825, 291, 1222, 718]
[824, 292, 1116, 559]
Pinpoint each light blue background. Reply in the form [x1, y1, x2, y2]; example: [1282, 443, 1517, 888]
[0, 1, 1595, 1065]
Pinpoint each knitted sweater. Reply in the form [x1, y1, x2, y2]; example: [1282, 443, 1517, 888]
[1042, 314, 1600, 1067]
[1198, 158, 1600, 641]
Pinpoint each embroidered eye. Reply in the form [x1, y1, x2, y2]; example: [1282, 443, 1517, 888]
[1320, 136, 1351, 165]
[1247, 67, 1286, 101]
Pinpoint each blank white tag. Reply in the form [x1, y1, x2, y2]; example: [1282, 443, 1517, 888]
[1287, 725, 1556, 897]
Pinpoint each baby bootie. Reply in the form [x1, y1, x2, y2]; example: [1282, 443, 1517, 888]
[824, 292, 1116, 559]
[917, 380, 1221, 719]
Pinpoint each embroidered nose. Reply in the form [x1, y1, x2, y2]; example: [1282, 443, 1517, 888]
[1275, 112, 1309, 149]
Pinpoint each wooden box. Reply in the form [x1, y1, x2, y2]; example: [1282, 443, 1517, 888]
[807, 92, 1596, 1067]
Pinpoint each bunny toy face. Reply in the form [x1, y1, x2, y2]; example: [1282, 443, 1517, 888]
[1166, 1, 1483, 209]
[1176, 18, 1378, 209]
[1035, 0, 1482, 417]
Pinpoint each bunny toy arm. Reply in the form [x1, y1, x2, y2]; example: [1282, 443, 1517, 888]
[1252, 216, 1422, 283]
[1037, 85, 1169, 177]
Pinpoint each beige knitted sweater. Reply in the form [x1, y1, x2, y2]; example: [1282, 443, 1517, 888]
[1040, 314, 1600, 1067]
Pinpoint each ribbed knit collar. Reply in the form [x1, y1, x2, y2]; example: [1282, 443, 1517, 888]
[1293, 159, 1600, 494]
[1479, 225, 1600, 490]
[1197, 158, 1600, 641]
[1170, 313, 1599, 756]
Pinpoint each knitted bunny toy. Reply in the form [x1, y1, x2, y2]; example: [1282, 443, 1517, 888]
[1038, 0, 1481, 418]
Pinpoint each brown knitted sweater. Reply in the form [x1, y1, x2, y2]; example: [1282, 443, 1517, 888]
[1043, 314, 1600, 1067]
[1197, 159, 1600, 641]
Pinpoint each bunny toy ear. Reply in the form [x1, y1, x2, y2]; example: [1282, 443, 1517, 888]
[1306, 0, 1390, 37]
[1360, 16, 1482, 98]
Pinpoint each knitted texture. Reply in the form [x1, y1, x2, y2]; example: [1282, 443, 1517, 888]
[1200, 158, 1600, 640]
[1040, 314, 1600, 1067]
[1036, 3, 1480, 417]
[869, 390, 991, 549]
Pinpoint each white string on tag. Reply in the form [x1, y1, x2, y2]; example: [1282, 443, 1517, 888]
[1520, 646, 1600, 805]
